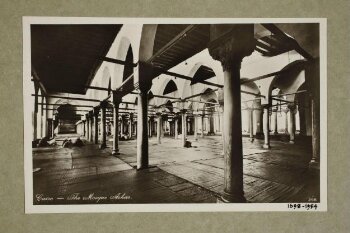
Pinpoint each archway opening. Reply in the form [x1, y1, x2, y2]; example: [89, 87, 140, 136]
[163, 80, 178, 95]
[191, 65, 215, 85]
[123, 45, 134, 82]
[165, 100, 173, 113]
[56, 104, 79, 134]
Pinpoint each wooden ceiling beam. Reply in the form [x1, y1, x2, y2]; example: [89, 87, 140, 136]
[33, 94, 101, 102]
[261, 24, 313, 60]
[37, 103, 94, 108]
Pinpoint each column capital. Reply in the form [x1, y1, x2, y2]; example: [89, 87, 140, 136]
[282, 107, 289, 113]
[88, 111, 93, 118]
[208, 25, 255, 71]
[93, 107, 100, 116]
[100, 100, 109, 109]
[138, 62, 153, 93]
[112, 92, 121, 106]
[288, 103, 297, 111]
[261, 104, 271, 109]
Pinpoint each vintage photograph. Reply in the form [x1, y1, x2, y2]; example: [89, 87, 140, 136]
[23, 18, 326, 212]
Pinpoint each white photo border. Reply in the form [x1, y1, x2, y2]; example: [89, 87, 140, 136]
[23, 17, 327, 213]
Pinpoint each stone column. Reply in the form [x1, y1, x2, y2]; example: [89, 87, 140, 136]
[52, 118, 55, 138]
[194, 116, 198, 140]
[170, 120, 174, 136]
[148, 116, 153, 137]
[93, 107, 99, 144]
[136, 83, 151, 170]
[82, 120, 86, 137]
[283, 108, 289, 134]
[120, 115, 124, 135]
[157, 113, 162, 144]
[181, 109, 187, 147]
[201, 113, 205, 138]
[309, 98, 320, 167]
[129, 113, 133, 138]
[254, 108, 263, 136]
[273, 109, 278, 135]
[219, 104, 225, 155]
[161, 117, 165, 138]
[245, 109, 250, 133]
[89, 112, 93, 142]
[298, 104, 307, 136]
[208, 24, 255, 202]
[99, 101, 107, 149]
[248, 108, 254, 142]
[174, 115, 178, 139]
[86, 114, 89, 140]
[209, 114, 215, 135]
[263, 106, 271, 149]
[306, 59, 320, 169]
[46, 118, 53, 139]
[288, 104, 296, 144]
[112, 96, 120, 155]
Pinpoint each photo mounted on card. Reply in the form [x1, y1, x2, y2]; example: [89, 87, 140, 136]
[23, 17, 327, 213]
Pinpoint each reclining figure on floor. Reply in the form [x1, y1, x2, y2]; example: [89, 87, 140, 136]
[62, 137, 84, 148]
[36, 137, 56, 147]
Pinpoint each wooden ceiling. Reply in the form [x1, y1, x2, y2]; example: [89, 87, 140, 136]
[255, 34, 295, 57]
[150, 24, 210, 74]
[149, 23, 309, 78]
[31, 25, 122, 94]
[31, 23, 316, 98]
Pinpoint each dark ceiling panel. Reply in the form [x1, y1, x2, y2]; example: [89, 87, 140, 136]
[31, 24, 122, 94]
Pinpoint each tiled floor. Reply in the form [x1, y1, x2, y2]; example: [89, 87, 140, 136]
[32, 134, 319, 204]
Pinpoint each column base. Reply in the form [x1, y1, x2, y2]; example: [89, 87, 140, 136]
[262, 144, 270, 149]
[289, 140, 295, 144]
[99, 143, 107, 149]
[112, 150, 120, 156]
[309, 160, 320, 170]
[136, 165, 149, 170]
[249, 137, 254, 142]
[273, 132, 278, 135]
[217, 191, 247, 203]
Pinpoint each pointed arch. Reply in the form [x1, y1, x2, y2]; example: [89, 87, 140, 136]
[269, 59, 308, 103]
[113, 37, 135, 89]
[163, 80, 178, 95]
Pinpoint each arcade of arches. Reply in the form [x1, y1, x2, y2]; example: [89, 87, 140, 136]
[30, 23, 320, 204]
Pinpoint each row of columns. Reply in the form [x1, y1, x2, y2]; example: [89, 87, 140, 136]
[151, 112, 218, 142]
[151, 112, 218, 139]
[244, 104, 299, 147]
